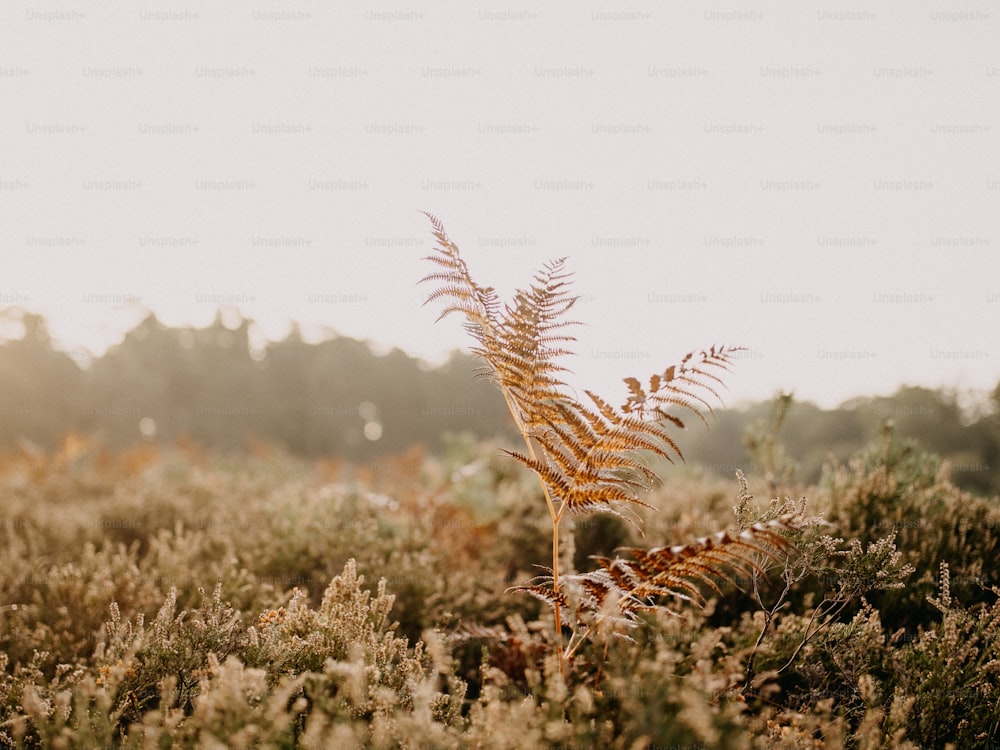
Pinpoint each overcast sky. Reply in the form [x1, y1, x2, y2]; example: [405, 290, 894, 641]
[2, 2, 998, 409]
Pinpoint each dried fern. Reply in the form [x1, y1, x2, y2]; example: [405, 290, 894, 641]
[420, 213, 799, 660]
[525, 518, 799, 657]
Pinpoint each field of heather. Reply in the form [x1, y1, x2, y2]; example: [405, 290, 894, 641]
[1, 428, 998, 749]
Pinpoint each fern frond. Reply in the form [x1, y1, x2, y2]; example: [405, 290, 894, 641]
[502, 449, 572, 496]
[521, 517, 800, 629]
[621, 345, 746, 426]
[420, 215, 777, 659]
[420, 217, 748, 524]
[597, 517, 797, 612]
[513, 584, 570, 612]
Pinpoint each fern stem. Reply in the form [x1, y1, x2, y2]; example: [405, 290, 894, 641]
[563, 625, 591, 661]
[552, 519, 562, 645]
[498, 389, 565, 654]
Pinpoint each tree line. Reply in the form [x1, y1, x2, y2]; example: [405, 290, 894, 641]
[0, 310, 997, 494]
[0, 311, 514, 459]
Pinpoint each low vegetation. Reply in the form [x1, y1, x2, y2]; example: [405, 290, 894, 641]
[0, 427, 997, 748]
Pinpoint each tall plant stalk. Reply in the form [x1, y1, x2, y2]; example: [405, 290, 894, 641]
[419, 212, 797, 660]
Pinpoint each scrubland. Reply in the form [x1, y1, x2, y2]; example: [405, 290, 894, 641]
[0, 428, 998, 749]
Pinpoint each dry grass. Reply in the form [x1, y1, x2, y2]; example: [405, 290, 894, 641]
[0, 431, 997, 747]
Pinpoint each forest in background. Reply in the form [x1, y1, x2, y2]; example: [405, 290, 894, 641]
[1, 309, 997, 495]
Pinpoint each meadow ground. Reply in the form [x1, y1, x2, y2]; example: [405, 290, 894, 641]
[1, 431, 998, 749]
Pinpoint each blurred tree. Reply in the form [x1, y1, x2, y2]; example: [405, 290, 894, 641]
[0, 311, 82, 448]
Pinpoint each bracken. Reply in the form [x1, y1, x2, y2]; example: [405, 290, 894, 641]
[419, 213, 803, 663]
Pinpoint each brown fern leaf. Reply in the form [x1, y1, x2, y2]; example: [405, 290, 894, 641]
[514, 583, 570, 612]
[621, 345, 746, 427]
[543, 398, 668, 477]
[582, 390, 684, 462]
[492, 260, 580, 426]
[422, 215, 657, 520]
[512, 393, 682, 521]
[520, 517, 800, 630]
[598, 517, 797, 611]
[420, 216, 749, 525]
[513, 573, 642, 633]
[420, 212, 501, 337]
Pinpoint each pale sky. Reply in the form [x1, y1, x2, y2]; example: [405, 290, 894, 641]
[2, 3, 998, 409]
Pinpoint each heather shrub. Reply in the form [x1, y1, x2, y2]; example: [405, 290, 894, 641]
[3, 559, 466, 748]
[724, 416, 1000, 748]
[820, 425, 1000, 631]
[888, 564, 1000, 748]
[97, 581, 247, 732]
[0, 541, 159, 679]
